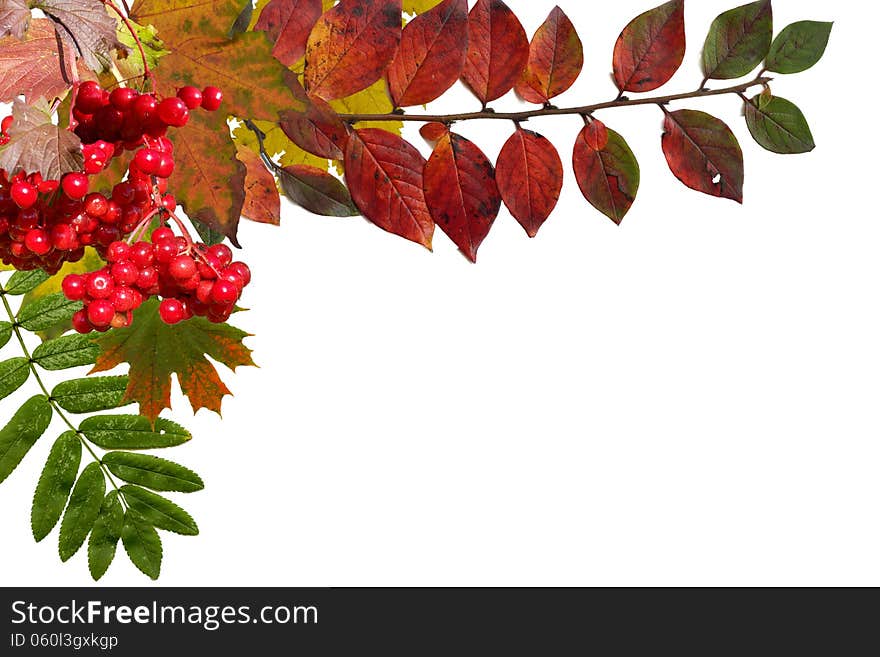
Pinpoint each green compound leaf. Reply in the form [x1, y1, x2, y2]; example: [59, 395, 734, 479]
[31, 431, 82, 542]
[79, 415, 191, 450]
[702, 0, 773, 81]
[0, 395, 53, 485]
[104, 452, 204, 493]
[88, 491, 124, 581]
[16, 292, 80, 332]
[31, 334, 101, 371]
[0, 357, 30, 401]
[51, 376, 131, 414]
[4, 269, 50, 295]
[58, 462, 106, 562]
[744, 93, 815, 154]
[765, 21, 833, 74]
[122, 512, 163, 580]
[122, 485, 199, 536]
[0, 322, 12, 349]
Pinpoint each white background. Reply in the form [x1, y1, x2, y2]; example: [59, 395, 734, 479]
[2, 0, 878, 587]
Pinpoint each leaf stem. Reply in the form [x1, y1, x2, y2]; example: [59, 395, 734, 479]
[337, 76, 772, 124]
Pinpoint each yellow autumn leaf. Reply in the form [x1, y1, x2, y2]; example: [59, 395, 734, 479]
[233, 119, 330, 171]
[329, 79, 402, 134]
[404, 0, 441, 14]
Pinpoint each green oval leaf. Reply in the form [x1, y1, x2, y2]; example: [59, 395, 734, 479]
[17, 292, 81, 332]
[0, 395, 53, 485]
[31, 432, 82, 542]
[79, 415, 191, 450]
[744, 94, 815, 154]
[4, 269, 50, 295]
[103, 452, 204, 493]
[702, 0, 773, 81]
[52, 376, 130, 414]
[0, 321, 13, 349]
[121, 512, 163, 580]
[0, 357, 30, 401]
[32, 334, 101, 371]
[88, 491, 124, 581]
[122, 485, 199, 536]
[765, 21, 833, 74]
[58, 462, 106, 562]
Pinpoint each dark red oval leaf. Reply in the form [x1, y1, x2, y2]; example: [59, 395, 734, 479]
[305, 0, 403, 101]
[344, 128, 434, 249]
[517, 6, 583, 104]
[279, 97, 349, 161]
[661, 109, 744, 203]
[461, 0, 529, 105]
[420, 121, 450, 143]
[573, 119, 641, 225]
[613, 0, 685, 94]
[423, 132, 501, 262]
[254, 0, 323, 67]
[278, 164, 359, 217]
[386, 0, 468, 107]
[495, 128, 563, 238]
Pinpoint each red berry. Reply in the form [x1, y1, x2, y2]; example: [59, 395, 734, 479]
[24, 229, 51, 255]
[62, 274, 86, 301]
[111, 261, 138, 286]
[207, 243, 233, 267]
[220, 269, 244, 290]
[196, 280, 214, 304]
[1, 115, 12, 132]
[154, 240, 178, 264]
[86, 270, 114, 299]
[169, 254, 197, 279]
[110, 286, 140, 312]
[72, 309, 92, 334]
[106, 241, 130, 263]
[131, 241, 155, 267]
[84, 193, 109, 217]
[10, 181, 37, 209]
[133, 148, 161, 175]
[87, 299, 115, 327]
[75, 81, 105, 114]
[161, 194, 177, 212]
[211, 280, 239, 304]
[109, 87, 138, 111]
[61, 172, 89, 200]
[151, 227, 175, 242]
[132, 94, 158, 123]
[227, 261, 251, 286]
[51, 224, 77, 251]
[136, 266, 159, 290]
[158, 97, 189, 127]
[201, 86, 223, 111]
[159, 298, 186, 324]
[155, 154, 175, 178]
[177, 86, 202, 110]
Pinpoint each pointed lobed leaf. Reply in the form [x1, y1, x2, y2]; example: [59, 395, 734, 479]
[516, 6, 583, 104]
[58, 462, 105, 562]
[461, 0, 529, 105]
[0, 396, 53, 485]
[744, 93, 815, 155]
[236, 143, 282, 226]
[254, 0, 324, 67]
[0, 19, 78, 104]
[0, 357, 31, 402]
[88, 491, 123, 581]
[613, 0, 685, 94]
[305, 0, 403, 101]
[278, 164, 360, 217]
[122, 513, 162, 580]
[661, 108, 744, 203]
[0, 0, 30, 39]
[0, 100, 83, 181]
[130, 0, 249, 38]
[495, 128, 563, 237]
[32, 333, 101, 372]
[345, 128, 434, 249]
[79, 415, 191, 450]
[33, 0, 124, 72]
[765, 21, 833, 75]
[279, 95, 349, 160]
[104, 452, 204, 493]
[702, 0, 773, 81]
[423, 132, 501, 262]
[573, 120, 640, 225]
[31, 432, 82, 543]
[52, 376, 131, 414]
[386, 0, 468, 107]
[122, 485, 199, 536]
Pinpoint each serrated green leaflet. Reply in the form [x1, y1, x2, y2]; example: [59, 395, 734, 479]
[702, 1, 773, 81]
[765, 21, 833, 75]
[122, 485, 199, 535]
[4, 269, 50, 295]
[104, 452, 204, 493]
[122, 513, 162, 580]
[79, 415, 191, 450]
[32, 334, 100, 371]
[58, 462, 106, 562]
[89, 492, 124, 581]
[0, 396, 53, 485]
[17, 293, 80, 332]
[31, 432, 82, 543]
[52, 376, 131, 414]
[0, 357, 30, 401]
[744, 94, 815, 155]
[0, 322, 12, 349]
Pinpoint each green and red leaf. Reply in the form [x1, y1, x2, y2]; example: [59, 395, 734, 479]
[573, 119, 640, 224]
[613, 0, 685, 94]
[743, 92, 815, 155]
[279, 95, 349, 160]
[765, 21, 833, 75]
[516, 6, 583, 104]
[701, 0, 773, 81]
[278, 164, 360, 217]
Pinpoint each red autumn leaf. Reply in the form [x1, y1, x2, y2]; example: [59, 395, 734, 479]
[661, 109, 744, 203]
[344, 128, 434, 249]
[279, 98, 349, 160]
[516, 6, 583, 105]
[305, 0, 403, 101]
[278, 164, 359, 217]
[461, 0, 529, 105]
[254, 0, 324, 67]
[613, 0, 685, 94]
[423, 132, 501, 262]
[386, 0, 468, 107]
[419, 122, 450, 143]
[0, 19, 78, 104]
[0, 0, 30, 39]
[573, 119, 641, 224]
[236, 144, 281, 226]
[495, 128, 563, 238]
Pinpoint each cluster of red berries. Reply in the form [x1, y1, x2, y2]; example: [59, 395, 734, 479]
[62, 228, 251, 332]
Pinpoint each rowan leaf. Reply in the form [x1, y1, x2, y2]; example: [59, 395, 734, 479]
[386, 0, 468, 107]
[765, 21, 833, 75]
[661, 109, 744, 203]
[495, 127, 563, 238]
[254, 0, 323, 67]
[702, 0, 773, 81]
[5, 268, 50, 295]
[743, 93, 815, 154]
[516, 6, 583, 104]
[423, 131, 501, 262]
[91, 298, 254, 421]
[31, 431, 82, 543]
[0, 0, 30, 39]
[461, 0, 529, 105]
[0, 396, 53, 486]
[32, 0, 124, 72]
[278, 164, 359, 216]
[103, 452, 204, 493]
[305, 0, 403, 101]
[31, 334, 101, 371]
[613, 0, 685, 94]
[79, 415, 191, 450]
[573, 120, 640, 225]
[345, 128, 434, 248]
[235, 142, 281, 225]
[16, 291, 80, 332]
[0, 323, 11, 350]
[58, 462, 105, 562]
[0, 357, 32, 402]
[122, 485, 199, 536]
[0, 19, 78, 104]
[121, 512, 162, 580]
[0, 99, 83, 181]
[88, 491, 123, 581]
[130, 0, 249, 38]
[52, 376, 131, 414]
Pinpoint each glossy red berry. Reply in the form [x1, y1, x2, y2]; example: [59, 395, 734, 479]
[72, 309, 92, 334]
[10, 181, 37, 209]
[207, 243, 233, 267]
[177, 86, 203, 109]
[159, 298, 186, 324]
[24, 229, 51, 255]
[155, 154, 175, 178]
[136, 266, 159, 290]
[62, 274, 86, 301]
[211, 279, 239, 304]
[61, 172, 89, 199]
[169, 254, 197, 280]
[201, 86, 223, 111]
[151, 227, 175, 243]
[109, 87, 139, 110]
[86, 270, 114, 299]
[158, 97, 189, 127]
[75, 81, 105, 114]
[110, 286, 140, 312]
[111, 261, 138, 286]
[87, 299, 115, 327]
[133, 149, 162, 175]
[51, 224, 77, 250]
[227, 262, 251, 286]
[131, 242, 155, 267]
